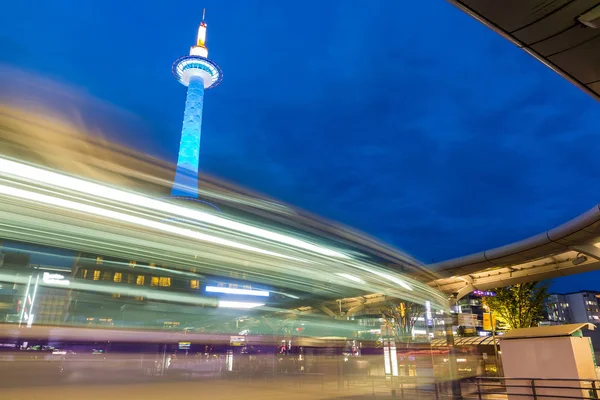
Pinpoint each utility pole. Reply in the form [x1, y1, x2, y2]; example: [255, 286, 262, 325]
[446, 294, 462, 400]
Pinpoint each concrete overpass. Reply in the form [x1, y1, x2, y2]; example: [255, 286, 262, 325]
[428, 206, 600, 298]
[428, 0, 600, 298]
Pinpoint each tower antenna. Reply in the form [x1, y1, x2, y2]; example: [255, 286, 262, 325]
[202, 8, 206, 23]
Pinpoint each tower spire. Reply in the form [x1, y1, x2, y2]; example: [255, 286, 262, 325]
[194, 9, 209, 56]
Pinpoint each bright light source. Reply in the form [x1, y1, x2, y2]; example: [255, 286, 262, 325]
[335, 273, 365, 284]
[218, 301, 264, 309]
[42, 272, 70, 286]
[206, 286, 269, 297]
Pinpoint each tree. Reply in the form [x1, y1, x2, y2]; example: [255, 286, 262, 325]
[482, 282, 549, 330]
[382, 301, 425, 339]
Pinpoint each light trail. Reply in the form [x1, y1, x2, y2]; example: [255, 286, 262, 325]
[206, 286, 270, 297]
[0, 183, 296, 260]
[0, 157, 348, 259]
[0, 156, 445, 307]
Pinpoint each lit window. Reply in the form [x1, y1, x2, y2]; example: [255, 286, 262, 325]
[136, 275, 145, 286]
[96, 256, 103, 265]
[112, 293, 121, 298]
[93, 270, 101, 281]
[127, 273, 134, 284]
[135, 296, 144, 301]
[82, 269, 88, 279]
[151, 277, 159, 287]
[190, 280, 200, 289]
[159, 277, 171, 287]
[114, 273, 122, 283]
[129, 261, 136, 268]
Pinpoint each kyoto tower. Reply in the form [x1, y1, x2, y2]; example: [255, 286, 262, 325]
[171, 10, 222, 198]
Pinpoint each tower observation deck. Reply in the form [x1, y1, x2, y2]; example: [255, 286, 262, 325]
[171, 10, 222, 198]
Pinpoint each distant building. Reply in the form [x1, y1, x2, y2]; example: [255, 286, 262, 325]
[546, 294, 572, 324]
[546, 291, 600, 324]
[566, 291, 600, 323]
[68, 252, 203, 327]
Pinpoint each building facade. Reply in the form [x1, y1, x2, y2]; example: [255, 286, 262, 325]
[546, 291, 600, 324]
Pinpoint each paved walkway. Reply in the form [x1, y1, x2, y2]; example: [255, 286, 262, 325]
[1, 378, 442, 400]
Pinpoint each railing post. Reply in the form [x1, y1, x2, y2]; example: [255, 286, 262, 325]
[476, 379, 483, 400]
[531, 379, 538, 400]
[400, 377, 405, 400]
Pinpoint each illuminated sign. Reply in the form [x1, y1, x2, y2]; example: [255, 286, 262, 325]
[230, 336, 246, 346]
[458, 313, 477, 328]
[483, 313, 497, 331]
[473, 290, 496, 297]
[43, 272, 70, 286]
[178, 342, 191, 350]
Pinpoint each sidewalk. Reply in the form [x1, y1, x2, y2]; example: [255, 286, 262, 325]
[1, 377, 444, 400]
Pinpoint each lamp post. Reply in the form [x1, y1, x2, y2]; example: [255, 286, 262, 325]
[483, 304, 501, 376]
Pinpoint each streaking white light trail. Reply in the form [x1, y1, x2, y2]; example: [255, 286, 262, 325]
[218, 301, 265, 309]
[373, 270, 413, 291]
[348, 265, 413, 291]
[206, 286, 270, 297]
[335, 273, 366, 284]
[0, 157, 348, 259]
[0, 183, 295, 260]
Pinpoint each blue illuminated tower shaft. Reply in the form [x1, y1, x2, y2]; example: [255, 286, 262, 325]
[171, 76, 205, 197]
[171, 15, 222, 197]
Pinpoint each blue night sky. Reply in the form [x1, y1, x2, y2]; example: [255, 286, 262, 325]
[1, 0, 599, 292]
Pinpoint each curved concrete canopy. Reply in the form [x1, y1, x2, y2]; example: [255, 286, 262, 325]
[429, 205, 600, 297]
[436, 0, 600, 298]
[449, 0, 600, 102]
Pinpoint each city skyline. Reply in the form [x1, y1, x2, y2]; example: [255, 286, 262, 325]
[1, 1, 599, 292]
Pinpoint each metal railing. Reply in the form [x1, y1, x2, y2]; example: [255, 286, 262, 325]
[474, 377, 600, 400]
